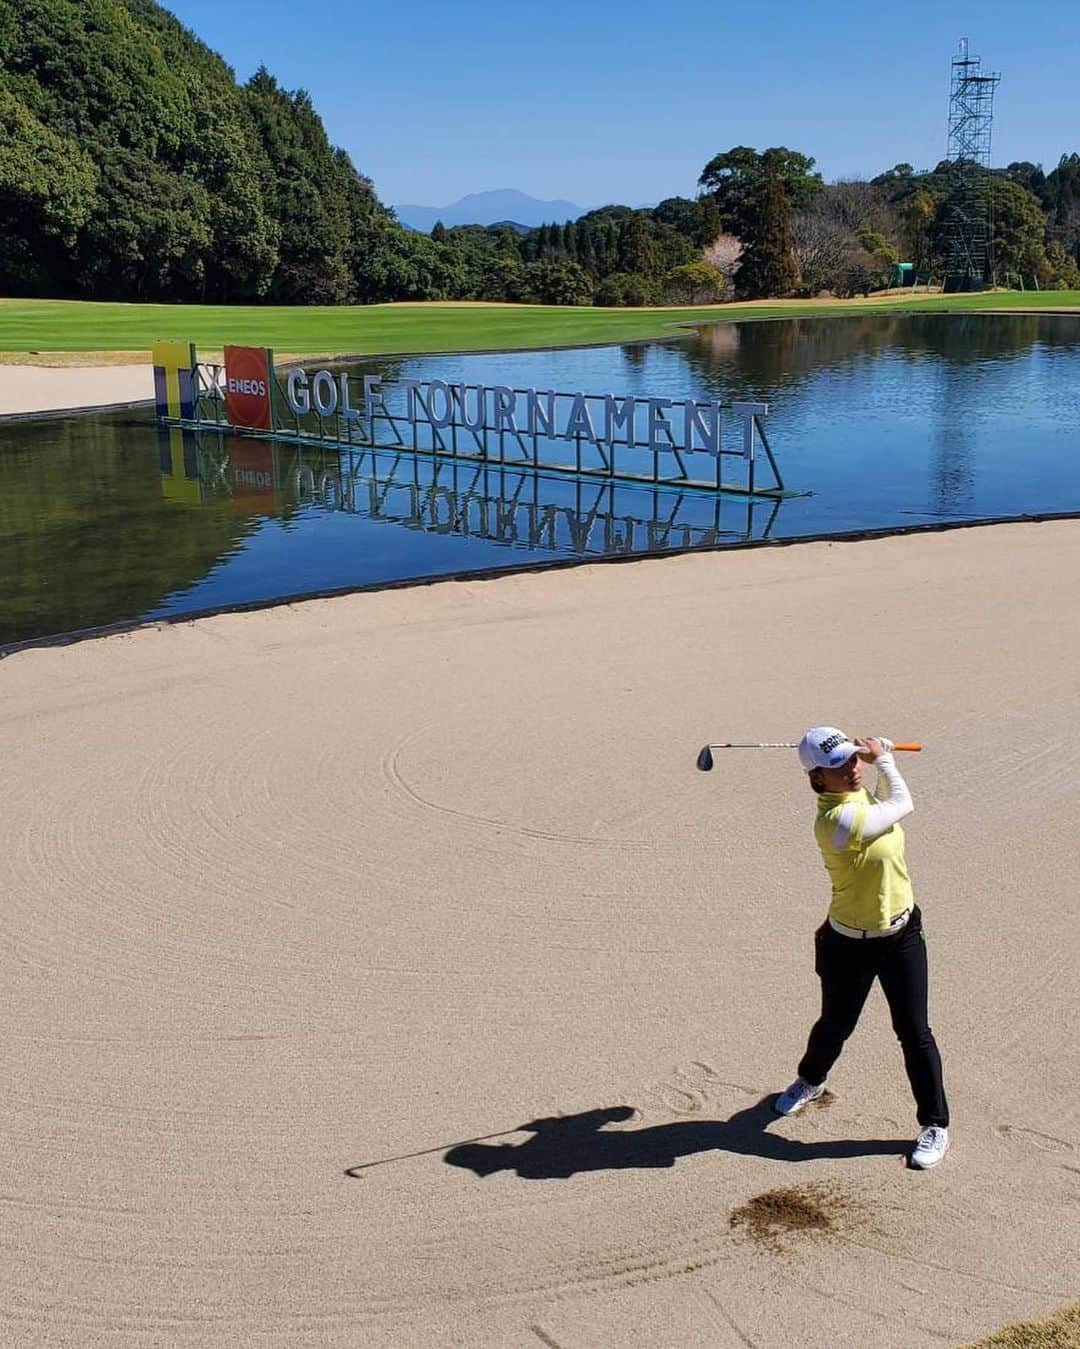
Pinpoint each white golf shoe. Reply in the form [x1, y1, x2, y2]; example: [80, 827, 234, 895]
[910, 1125, 950, 1169]
[774, 1077, 826, 1116]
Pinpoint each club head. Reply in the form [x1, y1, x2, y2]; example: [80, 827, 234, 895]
[696, 745, 714, 772]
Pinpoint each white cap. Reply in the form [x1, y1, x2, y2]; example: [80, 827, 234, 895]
[797, 726, 859, 772]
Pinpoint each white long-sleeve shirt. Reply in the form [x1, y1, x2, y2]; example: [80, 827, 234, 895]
[827, 753, 914, 852]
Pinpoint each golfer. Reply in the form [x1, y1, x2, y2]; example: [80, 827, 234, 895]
[775, 727, 950, 1169]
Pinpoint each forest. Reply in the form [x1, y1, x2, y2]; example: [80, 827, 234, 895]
[3, 0, 1080, 306]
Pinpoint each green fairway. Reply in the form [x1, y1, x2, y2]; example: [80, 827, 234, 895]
[1, 292, 1078, 358]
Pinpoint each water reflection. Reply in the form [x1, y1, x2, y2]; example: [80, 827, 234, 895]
[680, 312, 1051, 399]
[2, 313, 1079, 645]
[178, 429, 782, 561]
[0, 413, 257, 644]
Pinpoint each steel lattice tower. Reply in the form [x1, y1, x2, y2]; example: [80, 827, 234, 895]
[943, 40, 1000, 291]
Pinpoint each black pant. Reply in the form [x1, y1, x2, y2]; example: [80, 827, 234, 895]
[797, 905, 949, 1127]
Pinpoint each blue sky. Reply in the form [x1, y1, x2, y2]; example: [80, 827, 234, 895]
[163, 0, 1080, 209]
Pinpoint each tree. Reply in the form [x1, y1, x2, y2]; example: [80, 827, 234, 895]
[75, 147, 213, 298]
[618, 212, 654, 275]
[1002, 161, 1047, 201]
[244, 70, 354, 303]
[1045, 153, 1080, 262]
[0, 0, 407, 303]
[872, 163, 915, 187]
[790, 208, 851, 293]
[735, 154, 799, 298]
[698, 145, 822, 238]
[652, 196, 700, 234]
[595, 271, 654, 306]
[661, 261, 727, 304]
[577, 224, 596, 274]
[1046, 240, 1080, 289]
[702, 233, 742, 284]
[695, 194, 723, 247]
[901, 188, 936, 268]
[652, 194, 721, 246]
[509, 260, 593, 305]
[0, 88, 97, 293]
[988, 178, 1050, 285]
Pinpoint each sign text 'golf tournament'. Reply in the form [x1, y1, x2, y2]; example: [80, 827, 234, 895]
[284, 365, 767, 459]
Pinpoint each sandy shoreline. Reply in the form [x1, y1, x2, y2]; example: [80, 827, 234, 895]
[2, 523, 1078, 1346]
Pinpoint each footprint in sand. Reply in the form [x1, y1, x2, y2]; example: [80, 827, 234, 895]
[994, 1123, 1076, 1155]
[645, 1061, 759, 1116]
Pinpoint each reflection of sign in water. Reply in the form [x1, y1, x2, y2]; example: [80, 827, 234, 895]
[223, 346, 274, 431]
[227, 438, 277, 501]
[157, 426, 201, 504]
[317, 459, 782, 555]
[170, 431, 782, 555]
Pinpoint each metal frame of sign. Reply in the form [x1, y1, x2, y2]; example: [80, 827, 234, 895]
[177, 360, 799, 499]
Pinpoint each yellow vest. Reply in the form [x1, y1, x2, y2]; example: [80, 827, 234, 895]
[814, 789, 914, 930]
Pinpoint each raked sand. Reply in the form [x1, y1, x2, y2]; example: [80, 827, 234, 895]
[0, 363, 153, 415]
[2, 525, 1078, 1347]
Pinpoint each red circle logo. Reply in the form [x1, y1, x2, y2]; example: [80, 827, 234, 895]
[224, 347, 272, 430]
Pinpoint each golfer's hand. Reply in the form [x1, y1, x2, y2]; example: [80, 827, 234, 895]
[855, 736, 888, 761]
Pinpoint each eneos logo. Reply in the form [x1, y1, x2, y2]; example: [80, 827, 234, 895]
[223, 346, 273, 430]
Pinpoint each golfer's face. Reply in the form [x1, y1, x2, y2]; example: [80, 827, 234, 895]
[822, 753, 863, 792]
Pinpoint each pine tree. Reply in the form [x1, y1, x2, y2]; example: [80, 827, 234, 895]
[736, 157, 799, 298]
[618, 212, 654, 275]
[603, 220, 620, 274]
[578, 222, 596, 274]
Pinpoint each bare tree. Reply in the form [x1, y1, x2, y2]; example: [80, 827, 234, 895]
[791, 180, 901, 294]
[790, 211, 851, 292]
[827, 179, 898, 237]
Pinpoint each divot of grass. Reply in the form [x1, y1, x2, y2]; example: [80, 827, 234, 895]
[729, 1181, 855, 1253]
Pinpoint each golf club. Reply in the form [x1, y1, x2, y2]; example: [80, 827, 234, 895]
[696, 741, 923, 771]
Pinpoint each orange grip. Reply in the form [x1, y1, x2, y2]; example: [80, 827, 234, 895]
[893, 742, 922, 752]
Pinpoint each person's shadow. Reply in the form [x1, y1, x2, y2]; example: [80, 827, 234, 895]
[444, 1099, 909, 1179]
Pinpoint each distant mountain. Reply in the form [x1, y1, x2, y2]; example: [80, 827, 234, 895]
[393, 189, 587, 232]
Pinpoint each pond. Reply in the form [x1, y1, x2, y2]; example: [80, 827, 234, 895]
[2, 312, 1079, 646]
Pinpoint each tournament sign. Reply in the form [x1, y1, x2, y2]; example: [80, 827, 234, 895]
[155, 340, 793, 498]
[223, 346, 274, 431]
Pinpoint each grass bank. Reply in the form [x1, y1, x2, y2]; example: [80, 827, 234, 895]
[1, 291, 1078, 360]
[963, 1299, 1080, 1347]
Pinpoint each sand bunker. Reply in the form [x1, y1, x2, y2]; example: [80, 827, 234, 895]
[2, 524, 1079, 1346]
[0, 362, 152, 414]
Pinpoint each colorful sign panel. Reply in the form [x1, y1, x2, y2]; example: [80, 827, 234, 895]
[151, 340, 197, 421]
[223, 345, 274, 431]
